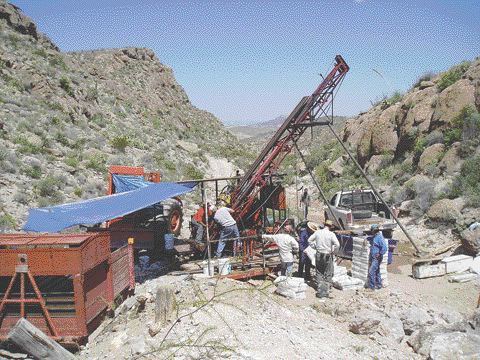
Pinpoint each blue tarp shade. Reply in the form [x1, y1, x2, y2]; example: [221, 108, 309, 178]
[112, 174, 153, 193]
[23, 182, 193, 233]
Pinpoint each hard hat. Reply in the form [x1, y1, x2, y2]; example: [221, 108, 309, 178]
[370, 224, 380, 231]
[307, 221, 318, 232]
[324, 219, 334, 227]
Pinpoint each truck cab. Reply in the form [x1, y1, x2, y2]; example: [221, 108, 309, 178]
[324, 189, 398, 237]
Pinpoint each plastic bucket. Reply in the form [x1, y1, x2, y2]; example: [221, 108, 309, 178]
[218, 258, 231, 275]
[202, 261, 215, 276]
[164, 233, 174, 251]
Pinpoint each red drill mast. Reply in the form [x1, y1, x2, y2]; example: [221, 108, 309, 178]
[231, 55, 349, 222]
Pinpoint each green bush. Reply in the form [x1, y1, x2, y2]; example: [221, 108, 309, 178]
[33, 48, 48, 58]
[59, 76, 74, 96]
[381, 91, 403, 110]
[65, 156, 79, 168]
[55, 132, 70, 147]
[444, 106, 480, 146]
[413, 136, 427, 156]
[14, 135, 42, 154]
[35, 175, 63, 197]
[86, 153, 106, 172]
[110, 135, 130, 152]
[49, 56, 67, 70]
[74, 187, 83, 197]
[457, 155, 480, 205]
[437, 61, 470, 91]
[0, 213, 16, 230]
[183, 164, 204, 180]
[23, 165, 42, 179]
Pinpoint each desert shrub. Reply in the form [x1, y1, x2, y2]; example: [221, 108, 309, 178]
[23, 165, 42, 179]
[412, 71, 436, 88]
[55, 132, 70, 147]
[49, 55, 67, 70]
[74, 187, 83, 197]
[13, 190, 29, 205]
[183, 164, 204, 180]
[90, 113, 106, 128]
[13, 135, 42, 154]
[33, 48, 48, 58]
[411, 178, 435, 216]
[65, 156, 79, 168]
[86, 153, 106, 172]
[425, 130, 444, 146]
[444, 106, 480, 146]
[381, 91, 403, 110]
[0, 213, 16, 231]
[50, 116, 62, 125]
[437, 61, 470, 91]
[456, 155, 480, 206]
[85, 85, 99, 102]
[110, 135, 130, 152]
[59, 76, 74, 96]
[35, 175, 63, 197]
[413, 136, 427, 157]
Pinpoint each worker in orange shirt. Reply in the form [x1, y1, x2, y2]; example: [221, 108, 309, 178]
[191, 203, 214, 243]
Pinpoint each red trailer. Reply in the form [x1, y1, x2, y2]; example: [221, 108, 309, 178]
[0, 233, 134, 345]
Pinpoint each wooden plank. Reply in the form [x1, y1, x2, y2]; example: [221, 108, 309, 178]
[148, 285, 176, 337]
[7, 318, 75, 360]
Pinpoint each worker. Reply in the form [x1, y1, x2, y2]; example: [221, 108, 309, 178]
[308, 219, 339, 298]
[263, 223, 299, 276]
[300, 188, 311, 220]
[213, 201, 239, 258]
[296, 221, 318, 281]
[191, 203, 214, 243]
[368, 224, 388, 290]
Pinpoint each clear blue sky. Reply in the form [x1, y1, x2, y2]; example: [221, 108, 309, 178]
[10, 0, 480, 125]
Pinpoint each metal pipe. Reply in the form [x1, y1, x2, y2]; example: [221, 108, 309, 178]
[204, 188, 212, 276]
[326, 124, 422, 254]
[293, 142, 344, 230]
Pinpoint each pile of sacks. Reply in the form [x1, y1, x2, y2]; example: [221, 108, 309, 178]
[351, 236, 388, 287]
[273, 276, 307, 299]
[331, 264, 364, 290]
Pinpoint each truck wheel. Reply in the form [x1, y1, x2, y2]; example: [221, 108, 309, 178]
[168, 202, 183, 236]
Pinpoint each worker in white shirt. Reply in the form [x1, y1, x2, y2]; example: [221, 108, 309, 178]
[308, 219, 340, 298]
[262, 223, 299, 276]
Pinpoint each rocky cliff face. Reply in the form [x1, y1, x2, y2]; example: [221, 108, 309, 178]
[338, 58, 480, 228]
[0, 2, 250, 230]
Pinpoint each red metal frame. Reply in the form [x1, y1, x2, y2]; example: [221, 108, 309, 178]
[231, 56, 349, 222]
[0, 233, 135, 344]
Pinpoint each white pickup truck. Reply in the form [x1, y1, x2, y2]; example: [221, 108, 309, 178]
[324, 189, 398, 237]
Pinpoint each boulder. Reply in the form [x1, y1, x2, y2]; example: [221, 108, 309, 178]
[328, 157, 344, 177]
[470, 257, 480, 275]
[438, 142, 463, 175]
[432, 79, 476, 130]
[370, 106, 399, 157]
[399, 200, 415, 216]
[380, 317, 405, 343]
[348, 310, 383, 334]
[461, 227, 480, 256]
[407, 323, 467, 356]
[427, 198, 464, 225]
[430, 332, 480, 360]
[418, 143, 445, 171]
[400, 86, 437, 136]
[366, 154, 391, 174]
[401, 307, 433, 335]
[419, 80, 435, 90]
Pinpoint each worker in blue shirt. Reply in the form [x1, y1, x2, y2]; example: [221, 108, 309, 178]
[368, 224, 388, 290]
[296, 221, 317, 281]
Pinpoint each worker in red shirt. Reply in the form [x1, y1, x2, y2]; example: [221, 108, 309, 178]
[191, 203, 214, 243]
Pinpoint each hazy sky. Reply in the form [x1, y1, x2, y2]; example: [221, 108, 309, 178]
[10, 0, 480, 125]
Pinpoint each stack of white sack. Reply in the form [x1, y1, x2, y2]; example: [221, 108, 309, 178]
[273, 276, 307, 299]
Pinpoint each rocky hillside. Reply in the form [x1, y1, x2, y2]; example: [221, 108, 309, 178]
[313, 58, 480, 237]
[0, 2, 252, 231]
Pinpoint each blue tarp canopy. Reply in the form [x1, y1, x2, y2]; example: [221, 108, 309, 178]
[23, 182, 194, 233]
[112, 174, 153, 193]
